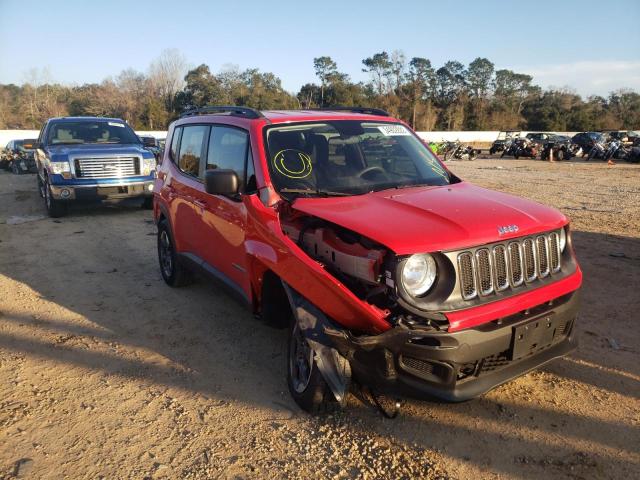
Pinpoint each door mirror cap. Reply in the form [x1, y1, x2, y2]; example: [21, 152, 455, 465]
[141, 136, 157, 148]
[204, 169, 239, 195]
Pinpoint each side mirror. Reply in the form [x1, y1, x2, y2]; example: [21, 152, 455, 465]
[204, 169, 239, 196]
[142, 136, 157, 148]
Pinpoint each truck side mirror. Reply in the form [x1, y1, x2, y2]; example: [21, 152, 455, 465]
[142, 136, 157, 148]
[204, 169, 239, 196]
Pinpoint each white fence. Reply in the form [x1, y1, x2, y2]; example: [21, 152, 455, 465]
[0, 130, 167, 147]
[415, 131, 579, 143]
[3, 129, 583, 148]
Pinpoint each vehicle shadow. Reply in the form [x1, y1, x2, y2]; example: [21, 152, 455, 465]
[1, 197, 638, 478]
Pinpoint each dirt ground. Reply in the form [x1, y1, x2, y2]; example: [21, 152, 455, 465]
[0, 157, 638, 480]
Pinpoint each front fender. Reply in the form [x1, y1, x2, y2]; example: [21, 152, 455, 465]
[244, 195, 390, 334]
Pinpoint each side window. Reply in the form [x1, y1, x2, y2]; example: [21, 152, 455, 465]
[169, 127, 182, 162]
[178, 125, 208, 177]
[206, 126, 249, 188]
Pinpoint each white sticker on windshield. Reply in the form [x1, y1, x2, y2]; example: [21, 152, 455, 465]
[378, 124, 410, 136]
[108, 122, 125, 128]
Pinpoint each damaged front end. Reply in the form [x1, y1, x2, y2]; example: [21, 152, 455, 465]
[277, 206, 580, 404]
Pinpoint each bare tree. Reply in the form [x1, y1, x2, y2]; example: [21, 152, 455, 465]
[148, 49, 189, 113]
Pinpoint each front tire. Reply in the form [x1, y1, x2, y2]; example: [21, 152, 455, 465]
[142, 197, 153, 209]
[44, 177, 67, 218]
[157, 219, 192, 287]
[287, 321, 338, 414]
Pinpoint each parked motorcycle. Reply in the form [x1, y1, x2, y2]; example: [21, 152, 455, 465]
[501, 137, 537, 159]
[586, 141, 606, 161]
[443, 140, 476, 161]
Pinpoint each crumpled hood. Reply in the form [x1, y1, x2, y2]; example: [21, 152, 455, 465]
[291, 182, 567, 255]
[46, 143, 152, 161]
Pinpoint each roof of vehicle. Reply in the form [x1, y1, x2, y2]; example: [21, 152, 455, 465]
[176, 107, 398, 126]
[47, 116, 127, 123]
[263, 109, 397, 123]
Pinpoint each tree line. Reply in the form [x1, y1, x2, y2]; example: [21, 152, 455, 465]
[1, 49, 638, 132]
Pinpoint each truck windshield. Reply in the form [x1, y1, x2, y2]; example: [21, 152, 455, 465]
[264, 121, 452, 197]
[46, 121, 141, 145]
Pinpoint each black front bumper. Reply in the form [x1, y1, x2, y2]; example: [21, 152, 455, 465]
[317, 291, 580, 402]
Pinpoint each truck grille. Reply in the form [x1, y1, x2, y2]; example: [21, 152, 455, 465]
[457, 230, 563, 300]
[74, 157, 139, 179]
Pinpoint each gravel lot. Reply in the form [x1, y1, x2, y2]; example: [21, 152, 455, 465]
[0, 157, 639, 479]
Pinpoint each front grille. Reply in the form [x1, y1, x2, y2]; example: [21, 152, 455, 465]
[480, 351, 511, 373]
[522, 238, 536, 282]
[493, 245, 509, 291]
[476, 249, 493, 295]
[548, 232, 561, 273]
[75, 157, 139, 179]
[401, 356, 433, 375]
[457, 230, 563, 301]
[536, 236, 550, 278]
[458, 252, 477, 300]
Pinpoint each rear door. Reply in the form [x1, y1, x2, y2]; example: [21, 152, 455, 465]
[191, 124, 254, 299]
[164, 124, 209, 254]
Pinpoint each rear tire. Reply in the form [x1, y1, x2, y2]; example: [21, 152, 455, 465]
[157, 219, 192, 287]
[287, 321, 338, 415]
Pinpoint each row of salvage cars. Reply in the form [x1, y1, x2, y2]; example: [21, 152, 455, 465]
[1, 136, 166, 177]
[0, 139, 38, 174]
[490, 130, 640, 162]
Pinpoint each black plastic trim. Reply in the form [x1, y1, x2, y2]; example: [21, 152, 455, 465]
[180, 106, 264, 119]
[178, 252, 250, 306]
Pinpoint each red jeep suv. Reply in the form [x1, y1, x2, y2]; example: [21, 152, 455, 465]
[153, 106, 581, 413]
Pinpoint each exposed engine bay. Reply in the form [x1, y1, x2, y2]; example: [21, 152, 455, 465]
[279, 206, 453, 332]
[280, 209, 393, 310]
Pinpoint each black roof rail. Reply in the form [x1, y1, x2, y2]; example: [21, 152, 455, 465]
[180, 105, 264, 119]
[311, 106, 390, 117]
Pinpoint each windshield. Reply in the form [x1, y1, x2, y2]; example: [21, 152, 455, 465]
[264, 121, 453, 197]
[46, 120, 141, 145]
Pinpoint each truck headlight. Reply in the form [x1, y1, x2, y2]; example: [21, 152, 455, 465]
[401, 253, 437, 296]
[559, 227, 567, 252]
[50, 161, 71, 177]
[142, 157, 156, 176]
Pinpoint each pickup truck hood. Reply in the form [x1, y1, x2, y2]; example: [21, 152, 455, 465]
[291, 182, 567, 255]
[46, 144, 151, 161]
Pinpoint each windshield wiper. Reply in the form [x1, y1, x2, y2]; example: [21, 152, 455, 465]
[278, 188, 351, 198]
[369, 182, 438, 193]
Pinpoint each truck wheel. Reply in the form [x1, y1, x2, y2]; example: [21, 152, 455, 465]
[557, 149, 565, 161]
[44, 177, 67, 218]
[287, 321, 338, 414]
[142, 197, 153, 209]
[157, 219, 192, 287]
[11, 162, 19, 174]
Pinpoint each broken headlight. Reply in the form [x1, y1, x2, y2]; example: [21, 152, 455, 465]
[401, 253, 437, 296]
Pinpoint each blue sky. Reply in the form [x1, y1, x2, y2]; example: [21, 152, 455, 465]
[1, 0, 639, 97]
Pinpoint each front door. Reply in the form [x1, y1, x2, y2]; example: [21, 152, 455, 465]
[191, 125, 254, 300]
